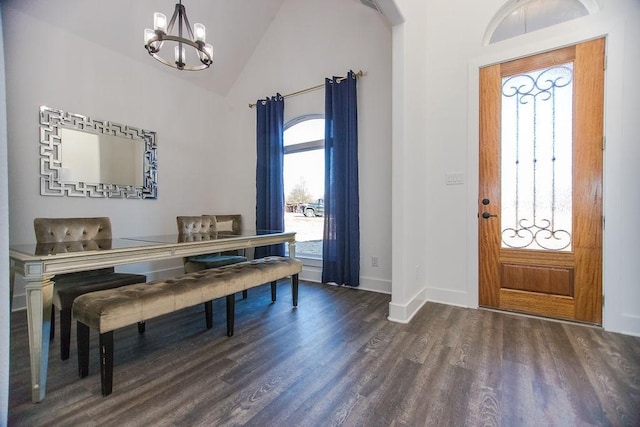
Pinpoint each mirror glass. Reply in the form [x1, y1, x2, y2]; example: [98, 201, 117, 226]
[39, 106, 157, 198]
[59, 128, 144, 187]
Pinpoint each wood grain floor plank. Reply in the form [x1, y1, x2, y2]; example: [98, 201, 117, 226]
[541, 321, 610, 425]
[563, 324, 640, 426]
[457, 310, 502, 427]
[8, 281, 640, 426]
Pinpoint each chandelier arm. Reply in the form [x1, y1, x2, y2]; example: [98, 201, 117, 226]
[166, 4, 180, 34]
[180, 7, 196, 41]
[145, 35, 212, 71]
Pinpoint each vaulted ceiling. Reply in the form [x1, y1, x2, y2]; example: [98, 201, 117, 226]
[3, 0, 391, 96]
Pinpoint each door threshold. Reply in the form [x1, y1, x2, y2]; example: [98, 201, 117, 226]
[478, 306, 603, 329]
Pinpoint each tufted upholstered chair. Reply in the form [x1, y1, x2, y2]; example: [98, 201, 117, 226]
[176, 215, 247, 273]
[34, 217, 147, 360]
[177, 214, 248, 299]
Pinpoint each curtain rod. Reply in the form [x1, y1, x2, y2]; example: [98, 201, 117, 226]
[248, 70, 364, 108]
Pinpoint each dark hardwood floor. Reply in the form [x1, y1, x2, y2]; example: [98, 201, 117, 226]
[8, 280, 640, 426]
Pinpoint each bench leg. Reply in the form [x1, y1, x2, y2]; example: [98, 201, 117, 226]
[271, 281, 277, 302]
[242, 290, 248, 299]
[226, 294, 235, 337]
[137, 321, 146, 334]
[99, 331, 114, 396]
[292, 274, 299, 307]
[77, 322, 90, 378]
[60, 308, 72, 360]
[205, 301, 213, 329]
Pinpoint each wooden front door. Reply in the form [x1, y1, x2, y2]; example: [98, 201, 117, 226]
[479, 38, 605, 324]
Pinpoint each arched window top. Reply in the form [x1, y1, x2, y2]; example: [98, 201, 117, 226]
[284, 115, 324, 147]
[484, 0, 600, 45]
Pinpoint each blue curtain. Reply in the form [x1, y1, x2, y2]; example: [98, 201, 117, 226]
[322, 71, 360, 286]
[255, 94, 285, 258]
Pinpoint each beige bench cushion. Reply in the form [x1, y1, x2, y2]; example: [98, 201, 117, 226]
[73, 257, 302, 333]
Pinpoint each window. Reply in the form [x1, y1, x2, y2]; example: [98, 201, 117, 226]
[283, 116, 325, 259]
[484, 0, 597, 45]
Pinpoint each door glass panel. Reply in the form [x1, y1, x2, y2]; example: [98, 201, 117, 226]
[501, 62, 573, 251]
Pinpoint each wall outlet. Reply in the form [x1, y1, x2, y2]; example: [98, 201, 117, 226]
[371, 256, 379, 267]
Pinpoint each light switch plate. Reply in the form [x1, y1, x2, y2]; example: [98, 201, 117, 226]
[445, 172, 464, 185]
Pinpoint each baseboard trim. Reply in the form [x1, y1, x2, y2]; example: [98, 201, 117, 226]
[299, 265, 390, 294]
[388, 288, 428, 324]
[388, 286, 471, 324]
[619, 313, 640, 337]
[359, 276, 392, 294]
[424, 286, 470, 308]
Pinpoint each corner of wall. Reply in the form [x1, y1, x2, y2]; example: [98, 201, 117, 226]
[0, 5, 10, 422]
[388, 287, 427, 323]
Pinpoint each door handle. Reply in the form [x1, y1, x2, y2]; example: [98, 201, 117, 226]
[482, 212, 497, 219]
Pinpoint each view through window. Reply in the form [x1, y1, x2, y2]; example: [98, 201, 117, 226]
[284, 117, 324, 259]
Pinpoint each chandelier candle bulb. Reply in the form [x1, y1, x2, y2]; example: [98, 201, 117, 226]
[194, 23, 206, 43]
[175, 45, 185, 65]
[204, 43, 213, 61]
[153, 12, 167, 33]
[144, 28, 160, 51]
[144, 28, 154, 44]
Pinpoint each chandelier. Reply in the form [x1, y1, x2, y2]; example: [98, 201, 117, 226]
[143, 1, 213, 71]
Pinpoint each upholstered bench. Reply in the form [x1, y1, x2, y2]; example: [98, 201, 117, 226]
[72, 256, 302, 396]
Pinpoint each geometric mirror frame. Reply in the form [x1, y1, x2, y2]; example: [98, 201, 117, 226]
[39, 106, 158, 199]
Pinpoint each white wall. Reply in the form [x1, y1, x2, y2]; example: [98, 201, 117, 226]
[390, 0, 640, 335]
[225, 0, 393, 293]
[4, 0, 393, 307]
[3, 4, 235, 308]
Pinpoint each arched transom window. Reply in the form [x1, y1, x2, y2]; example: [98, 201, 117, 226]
[485, 0, 600, 45]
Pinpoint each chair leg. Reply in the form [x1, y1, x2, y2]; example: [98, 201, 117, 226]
[205, 301, 213, 329]
[271, 281, 277, 302]
[242, 290, 248, 299]
[99, 331, 114, 396]
[226, 294, 235, 337]
[50, 307, 55, 341]
[137, 321, 146, 334]
[292, 274, 299, 307]
[77, 322, 90, 378]
[60, 308, 72, 360]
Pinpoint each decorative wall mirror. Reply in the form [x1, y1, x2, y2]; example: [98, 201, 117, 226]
[39, 106, 158, 199]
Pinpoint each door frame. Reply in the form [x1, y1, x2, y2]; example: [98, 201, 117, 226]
[466, 23, 625, 330]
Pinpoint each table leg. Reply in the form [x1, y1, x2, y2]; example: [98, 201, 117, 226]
[25, 275, 54, 403]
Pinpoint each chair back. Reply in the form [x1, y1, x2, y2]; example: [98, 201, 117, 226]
[33, 217, 115, 277]
[208, 214, 242, 233]
[176, 215, 216, 237]
[176, 214, 246, 272]
[34, 217, 113, 243]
